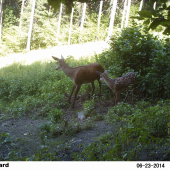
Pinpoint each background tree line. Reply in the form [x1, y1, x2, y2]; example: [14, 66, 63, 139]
[0, 0, 150, 56]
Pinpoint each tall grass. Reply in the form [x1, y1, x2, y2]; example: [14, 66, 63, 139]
[0, 56, 99, 117]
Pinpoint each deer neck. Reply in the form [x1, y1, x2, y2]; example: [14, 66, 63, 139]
[61, 61, 75, 79]
[103, 75, 115, 90]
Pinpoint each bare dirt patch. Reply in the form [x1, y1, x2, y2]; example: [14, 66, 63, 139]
[0, 96, 116, 160]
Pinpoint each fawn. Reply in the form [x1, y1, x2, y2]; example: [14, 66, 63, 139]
[95, 70, 136, 105]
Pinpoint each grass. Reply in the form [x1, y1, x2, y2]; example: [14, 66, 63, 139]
[0, 56, 98, 118]
[1, 53, 170, 161]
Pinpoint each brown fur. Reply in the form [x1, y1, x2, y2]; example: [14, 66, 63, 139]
[52, 56, 104, 107]
[95, 71, 136, 106]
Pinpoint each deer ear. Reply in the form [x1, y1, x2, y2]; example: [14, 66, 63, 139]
[95, 71, 102, 75]
[52, 56, 59, 61]
[105, 70, 108, 74]
[61, 55, 65, 60]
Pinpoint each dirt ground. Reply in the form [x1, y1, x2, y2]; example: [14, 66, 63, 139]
[0, 95, 118, 160]
[1, 95, 170, 161]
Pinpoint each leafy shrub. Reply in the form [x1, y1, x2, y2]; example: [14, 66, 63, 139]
[98, 132, 113, 143]
[83, 99, 96, 118]
[73, 141, 120, 161]
[3, 5, 19, 28]
[106, 103, 134, 123]
[48, 109, 63, 123]
[96, 22, 170, 99]
[75, 100, 170, 161]
[40, 123, 51, 134]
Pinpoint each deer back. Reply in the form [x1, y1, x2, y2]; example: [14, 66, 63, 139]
[114, 72, 136, 92]
[73, 63, 104, 84]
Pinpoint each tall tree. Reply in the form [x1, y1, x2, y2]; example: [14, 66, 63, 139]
[80, 3, 86, 32]
[121, 0, 127, 29]
[27, 0, 36, 51]
[125, 0, 131, 28]
[139, 0, 143, 11]
[107, 0, 117, 40]
[97, 0, 103, 32]
[153, 1, 156, 10]
[19, 0, 25, 28]
[56, 3, 62, 42]
[0, 0, 3, 43]
[68, 7, 74, 45]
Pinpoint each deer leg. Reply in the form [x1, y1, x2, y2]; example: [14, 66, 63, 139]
[91, 82, 95, 96]
[131, 88, 134, 105]
[124, 90, 129, 103]
[72, 85, 81, 108]
[69, 84, 76, 102]
[113, 94, 116, 106]
[97, 79, 102, 96]
[115, 92, 121, 105]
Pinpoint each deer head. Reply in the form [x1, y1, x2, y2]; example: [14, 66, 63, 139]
[95, 70, 108, 81]
[52, 55, 65, 70]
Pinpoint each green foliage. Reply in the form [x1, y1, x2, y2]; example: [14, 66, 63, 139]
[3, 5, 19, 28]
[74, 100, 170, 161]
[49, 109, 63, 123]
[106, 103, 134, 123]
[40, 118, 94, 139]
[48, 0, 99, 14]
[0, 62, 64, 116]
[96, 23, 170, 99]
[97, 132, 113, 143]
[0, 57, 96, 117]
[0, 132, 60, 161]
[106, 100, 170, 138]
[83, 99, 96, 117]
[133, 0, 170, 35]
[1, 0, 108, 56]
[1, 26, 27, 53]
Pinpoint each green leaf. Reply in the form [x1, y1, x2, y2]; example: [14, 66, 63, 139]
[143, 19, 151, 25]
[130, 16, 144, 20]
[138, 10, 152, 18]
[163, 27, 170, 35]
[150, 0, 156, 5]
[160, 0, 168, 3]
[149, 18, 164, 30]
[161, 19, 170, 27]
[166, 6, 170, 10]
[47, 0, 60, 11]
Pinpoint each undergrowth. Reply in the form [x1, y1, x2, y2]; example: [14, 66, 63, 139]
[0, 57, 96, 118]
[73, 100, 170, 161]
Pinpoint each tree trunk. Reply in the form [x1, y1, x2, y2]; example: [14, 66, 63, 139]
[97, 0, 103, 35]
[153, 2, 156, 10]
[27, 0, 36, 51]
[0, 0, 3, 43]
[19, 0, 25, 28]
[56, 3, 62, 42]
[121, 0, 127, 29]
[139, 0, 143, 11]
[80, 3, 86, 32]
[107, 0, 117, 40]
[68, 7, 74, 45]
[125, 0, 131, 28]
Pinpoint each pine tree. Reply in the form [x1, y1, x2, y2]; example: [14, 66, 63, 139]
[0, 0, 3, 43]
[27, 0, 36, 51]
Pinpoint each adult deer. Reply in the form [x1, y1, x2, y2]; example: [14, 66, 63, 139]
[95, 70, 136, 106]
[52, 55, 104, 108]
